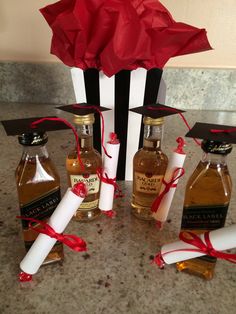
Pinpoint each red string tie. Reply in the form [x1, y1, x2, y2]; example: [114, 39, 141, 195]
[151, 167, 185, 213]
[31, 117, 84, 170]
[175, 137, 186, 154]
[16, 216, 87, 252]
[101, 210, 117, 218]
[97, 168, 123, 198]
[153, 231, 236, 269]
[19, 271, 33, 282]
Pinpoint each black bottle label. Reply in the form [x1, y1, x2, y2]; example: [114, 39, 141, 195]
[181, 204, 229, 263]
[181, 204, 228, 230]
[20, 187, 61, 229]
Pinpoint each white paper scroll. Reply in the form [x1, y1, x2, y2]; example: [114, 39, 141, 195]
[20, 186, 86, 275]
[152, 150, 186, 223]
[161, 225, 236, 265]
[98, 139, 120, 211]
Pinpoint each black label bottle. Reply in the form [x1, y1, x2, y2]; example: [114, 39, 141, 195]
[15, 131, 64, 265]
[66, 113, 102, 221]
[177, 140, 232, 279]
[131, 116, 168, 220]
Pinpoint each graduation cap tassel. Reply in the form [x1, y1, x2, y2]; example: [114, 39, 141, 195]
[31, 117, 85, 170]
[211, 128, 236, 134]
[72, 104, 112, 158]
[147, 106, 201, 146]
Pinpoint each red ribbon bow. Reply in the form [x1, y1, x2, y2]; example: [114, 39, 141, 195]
[179, 231, 236, 263]
[17, 216, 87, 252]
[151, 167, 185, 213]
[97, 168, 123, 199]
[153, 230, 236, 269]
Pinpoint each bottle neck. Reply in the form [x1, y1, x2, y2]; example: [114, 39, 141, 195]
[76, 124, 94, 149]
[143, 123, 164, 149]
[21, 145, 49, 159]
[201, 152, 228, 165]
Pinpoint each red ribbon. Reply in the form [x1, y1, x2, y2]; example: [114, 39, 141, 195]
[16, 216, 87, 252]
[97, 168, 123, 199]
[31, 117, 84, 170]
[19, 271, 33, 282]
[109, 132, 120, 144]
[151, 167, 185, 213]
[73, 104, 111, 158]
[101, 210, 117, 218]
[153, 230, 236, 269]
[175, 137, 185, 154]
[147, 106, 201, 146]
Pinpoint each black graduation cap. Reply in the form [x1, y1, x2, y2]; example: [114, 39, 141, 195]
[56, 103, 110, 115]
[1, 116, 70, 136]
[129, 104, 185, 119]
[185, 122, 236, 144]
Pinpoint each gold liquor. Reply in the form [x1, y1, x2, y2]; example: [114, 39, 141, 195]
[15, 131, 64, 265]
[66, 114, 102, 221]
[177, 140, 232, 279]
[131, 116, 168, 220]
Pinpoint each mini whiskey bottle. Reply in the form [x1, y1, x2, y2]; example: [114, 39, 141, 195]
[15, 131, 64, 265]
[177, 139, 232, 279]
[131, 116, 168, 220]
[66, 113, 102, 221]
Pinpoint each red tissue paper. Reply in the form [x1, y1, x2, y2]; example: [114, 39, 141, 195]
[40, 0, 212, 77]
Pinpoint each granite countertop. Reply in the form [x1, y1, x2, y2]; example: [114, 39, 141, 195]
[0, 103, 236, 314]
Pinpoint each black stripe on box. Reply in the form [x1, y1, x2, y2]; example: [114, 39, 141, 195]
[115, 70, 131, 180]
[138, 68, 163, 148]
[83, 68, 101, 153]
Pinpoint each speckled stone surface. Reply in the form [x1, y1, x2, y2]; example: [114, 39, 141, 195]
[1, 103, 236, 314]
[0, 62, 235, 111]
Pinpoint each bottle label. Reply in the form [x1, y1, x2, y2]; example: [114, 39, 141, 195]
[134, 172, 163, 194]
[70, 174, 100, 194]
[78, 199, 99, 210]
[20, 187, 61, 229]
[181, 204, 229, 263]
[181, 204, 228, 230]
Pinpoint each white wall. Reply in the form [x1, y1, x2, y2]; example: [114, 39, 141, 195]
[0, 0, 236, 68]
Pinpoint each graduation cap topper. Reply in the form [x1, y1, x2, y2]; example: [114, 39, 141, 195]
[185, 122, 236, 144]
[130, 104, 185, 119]
[56, 103, 110, 116]
[1, 116, 70, 137]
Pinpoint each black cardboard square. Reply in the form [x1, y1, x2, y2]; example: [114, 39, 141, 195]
[185, 122, 236, 144]
[1, 116, 70, 136]
[130, 104, 185, 119]
[56, 103, 110, 116]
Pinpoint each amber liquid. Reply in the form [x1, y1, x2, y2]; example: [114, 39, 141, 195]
[66, 135, 102, 221]
[177, 156, 232, 279]
[132, 137, 168, 220]
[15, 149, 64, 265]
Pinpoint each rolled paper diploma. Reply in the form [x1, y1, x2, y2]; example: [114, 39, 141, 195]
[152, 138, 186, 223]
[160, 225, 236, 265]
[98, 133, 120, 211]
[20, 183, 87, 275]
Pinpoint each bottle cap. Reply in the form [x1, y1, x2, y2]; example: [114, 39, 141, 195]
[1, 116, 70, 136]
[129, 104, 185, 125]
[185, 122, 236, 154]
[18, 131, 48, 146]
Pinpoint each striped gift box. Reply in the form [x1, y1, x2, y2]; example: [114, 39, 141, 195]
[71, 68, 166, 180]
